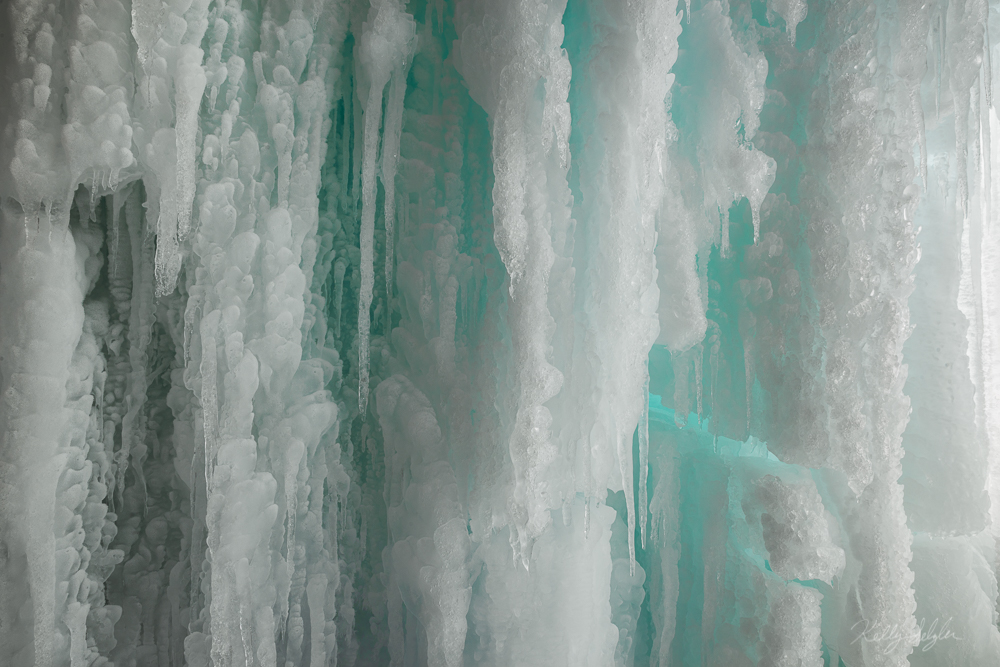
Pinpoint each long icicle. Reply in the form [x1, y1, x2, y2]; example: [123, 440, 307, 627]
[356, 76, 383, 417]
[381, 59, 411, 343]
[357, 0, 416, 416]
[639, 361, 650, 550]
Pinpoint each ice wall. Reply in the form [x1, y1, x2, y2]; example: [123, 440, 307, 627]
[0, 0, 998, 665]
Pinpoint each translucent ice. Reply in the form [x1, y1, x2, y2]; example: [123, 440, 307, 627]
[0, 1, 997, 666]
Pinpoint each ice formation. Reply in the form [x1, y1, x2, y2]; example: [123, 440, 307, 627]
[0, 0, 999, 665]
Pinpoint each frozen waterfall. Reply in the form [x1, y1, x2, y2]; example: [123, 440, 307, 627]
[0, 0, 998, 665]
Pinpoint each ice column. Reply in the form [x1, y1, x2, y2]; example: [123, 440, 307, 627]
[356, 0, 415, 417]
[456, 0, 574, 564]
[572, 0, 671, 571]
[0, 206, 86, 667]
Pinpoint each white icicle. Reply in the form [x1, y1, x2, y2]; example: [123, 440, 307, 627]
[381, 64, 410, 339]
[455, 0, 574, 567]
[174, 47, 208, 242]
[109, 190, 124, 281]
[915, 89, 929, 188]
[385, 200, 398, 336]
[199, 311, 220, 484]
[571, 0, 675, 576]
[618, 433, 637, 576]
[639, 363, 650, 550]
[986, 24, 993, 108]
[984, 78, 992, 232]
[0, 207, 86, 667]
[767, 0, 807, 43]
[356, 0, 416, 416]
[356, 74, 383, 417]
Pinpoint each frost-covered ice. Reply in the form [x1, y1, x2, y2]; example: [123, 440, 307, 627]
[0, 0, 998, 665]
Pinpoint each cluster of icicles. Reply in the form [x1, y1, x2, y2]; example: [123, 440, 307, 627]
[0, 0, 999, 666]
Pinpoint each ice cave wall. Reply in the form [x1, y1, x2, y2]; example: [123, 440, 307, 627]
[0, 0, 998, 665]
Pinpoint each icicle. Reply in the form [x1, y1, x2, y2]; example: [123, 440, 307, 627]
[385, 199, 398, 336]
[283, 442, 305, 616]
[639, 362, 650, 550]
[915, 88, 928, 188]
[956, 84, 974, 217]
[153, 202, 181, 298]
[341, 81, 352, 214]
[352, 78, 363, 218]
[752, 204, 761, 245]
[381, 62, 410, 339]
[356, 1, 416, 416]
[986, 22, 993, 108]
[618, 429, 637, 576]
[235, 560, 254, 667]
[334, 257, 347, 342]
[90, 171, 99, 209]
[200, 311, 220, 483]
[131, 0, 163, 74]
[109, 191, 123, 281]
[356, 79, 384, 417]
[306, 575, 328, 667]
[720, 207, 730, 258]
[174, 50, 208, 241]
[975, 79, 983, 190]
[984, 75, 992, 233]
[188, 423, 207, 633]
[939, 11, 946, 119]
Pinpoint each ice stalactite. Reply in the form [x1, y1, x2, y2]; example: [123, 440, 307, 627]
[2, 0, 1000, 666]
[130, 0, 210, 298]
[766, 0, 807, 44]
[455, 0, 574, 566]
[379, 47, 408, 342]
[172, 3, 351, 666]
[356, 0, 416, 417]
[571, 0, 676, 575]
[674, 2, 775, 255]
[0, 204, 87, 667]
[638, 364, 650, 550]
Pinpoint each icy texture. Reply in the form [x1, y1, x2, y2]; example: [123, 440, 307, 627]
[455, 0, 574, 567]
[356, 0, 416, 418]
[0, 0, 999, 666]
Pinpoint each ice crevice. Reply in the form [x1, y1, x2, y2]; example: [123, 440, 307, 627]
[0, 0, 998, 665]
